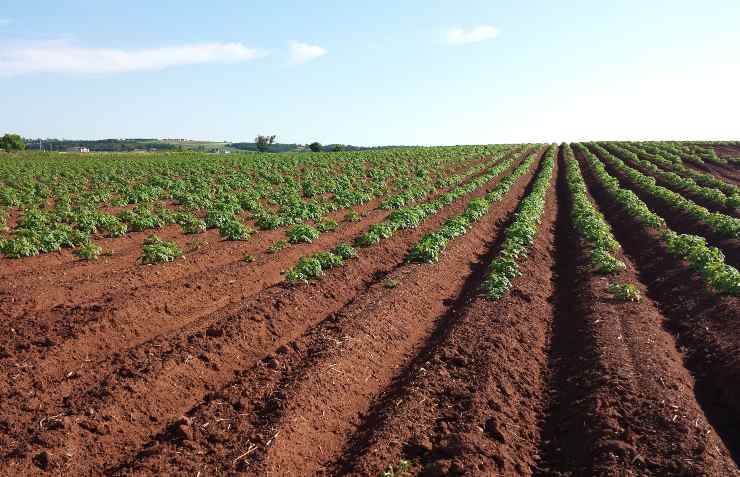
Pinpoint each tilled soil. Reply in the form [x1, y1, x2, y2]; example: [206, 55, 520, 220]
[2, 146, 740, 476]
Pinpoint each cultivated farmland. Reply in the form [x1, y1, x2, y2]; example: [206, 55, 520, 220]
[1, 142, 739, 476]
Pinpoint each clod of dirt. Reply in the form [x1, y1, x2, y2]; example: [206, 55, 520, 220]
[79, 420, 103, 435]
[404, 434, 434, 457]
[420, 459, 464, 477]
[438, 435, 466, 457]
[32, 451, 50, 470]
[483, 417, 505, 442]
[597, 439, 637, 459]
[448, 355, 468, 367]
[263, 355, 279, 369]
[205, 326, 223, 338]
[168, 416, 193, 441]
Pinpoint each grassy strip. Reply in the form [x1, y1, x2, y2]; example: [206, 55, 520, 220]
[577, 144, 739, 296]
[589, 143, 740, 239]
[483, 145, 556, 300]
[406, 152, 538, 263]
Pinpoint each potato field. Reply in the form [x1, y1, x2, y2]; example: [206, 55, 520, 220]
[1, 142, 739, 476]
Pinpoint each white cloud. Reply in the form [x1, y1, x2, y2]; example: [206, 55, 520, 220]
[0, 40, 264, 76]
[445, 26, 500, 45]
[289, 41, 327, 64]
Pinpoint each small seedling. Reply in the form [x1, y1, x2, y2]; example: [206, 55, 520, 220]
[317, 219, 339, 232]
[382, 278, 399, 289]
[379, 459, 412, 477]
[74, 242, 102, 261]
[140, 238, 183, 264]
[243, 254, 255, 263]
[287, 224, 320, 244]
[344, 210, 361, 222]
[268, 239, 288, 254]
[607, 282, 641, 302]
[186, 238, 208, 251]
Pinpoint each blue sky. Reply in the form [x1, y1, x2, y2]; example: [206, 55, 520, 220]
[1, 1, 738, 145]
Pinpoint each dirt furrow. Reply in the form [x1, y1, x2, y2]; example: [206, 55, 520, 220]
[0, 156, 487, 284]
[576, 147, 740, 471]
[685, 160, 740, 186]
[105, 147, 545, 477]
[0, 152, 529, 476]
[0, 155, 488, 318]
[0, 154, 510, 380]
[533, 150, 738, 476]
[0, 155, 502, 365]
[294, 155, 559, 477]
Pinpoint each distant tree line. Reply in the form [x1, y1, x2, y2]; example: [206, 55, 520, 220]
[1, 133, 26, 151]
[24, 138, 178, 152]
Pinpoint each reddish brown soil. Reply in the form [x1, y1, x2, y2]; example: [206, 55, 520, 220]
[3, 145, 740, 477]
[0, 154, 505, 393]
[535, 150, 738, 476]
[578, 147, 740, 474]
[106, 148, 546, 477]
[0, 149, 532, 475]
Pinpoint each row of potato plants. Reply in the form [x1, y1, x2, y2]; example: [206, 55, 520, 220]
[588, 143, 740, 239]
[406, 151, 538, 263]
[602, 143, 740, 211]
[563, 144, 641, 301]
[0, 147, 496, 259]
[576, 144, 739, 295]
[627, 142, 740, 199]
[483, 145, 556, 300]
[353, 151, 526, 248]
[563, 144, 625, 274]
[284, 148, 530, 282]
[379, 146, 514, 209]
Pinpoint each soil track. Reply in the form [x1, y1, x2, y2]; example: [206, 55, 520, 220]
[577, 147, 740, 474]
[0, 154, 505, 384]
[688, 149, 740, 185]
[535, 150, 739, 476]
[107, 147, 548, 477]
[0, 149, 534, 475]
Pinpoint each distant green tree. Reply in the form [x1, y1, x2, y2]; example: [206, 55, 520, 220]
[255, 135, 276, 152]
[332, 144, 344, 152]
[1, 133, 26, 151]
[309, 141, 322, 152]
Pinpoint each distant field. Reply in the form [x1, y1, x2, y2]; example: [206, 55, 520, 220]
[1, 142, 739, 475]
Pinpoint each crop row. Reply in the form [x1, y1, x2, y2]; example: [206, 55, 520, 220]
[0, 146, 501, 259]
[562, 144, 625, 275]
[588, 143, 740, 239]
[353, 151, 525, 248]
[576, 144, 739, 295]
[483, 145, 556, 300]
[406, 151, 538, 263]
[602, 143, 740, 210]
[625, 142, 740, 199]
[284, 148, 530, 282]
[379, 146, 515, 209]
